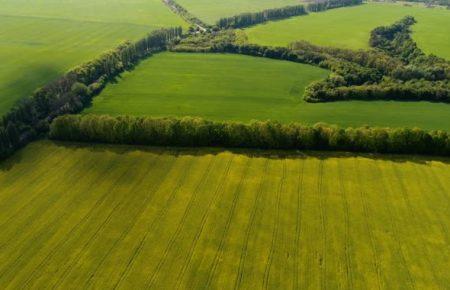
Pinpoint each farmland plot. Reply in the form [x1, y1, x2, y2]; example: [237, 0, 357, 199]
[245, 3, 450, 59]
[85, 52, 450, 131]
[0, 0, 187, 116]
[0, 141, 448, 289]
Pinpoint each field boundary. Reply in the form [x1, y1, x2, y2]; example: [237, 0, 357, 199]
[49, 114, 450, 156]
[215, 0, 363, 29]
[161, 0, 208, 31]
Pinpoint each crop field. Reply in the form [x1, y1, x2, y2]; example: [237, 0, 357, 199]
[176, 0, 302, 24]
[85, 52, 450, 131]
[0, 141, 448, 289]
[0, 0, 187, 116]
[245, 3, 450, 59]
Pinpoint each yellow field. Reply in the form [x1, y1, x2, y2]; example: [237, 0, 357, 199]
[0, 141, 448, 289]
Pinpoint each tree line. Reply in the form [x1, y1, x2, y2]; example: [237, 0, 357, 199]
[299, 16, 450, 102]
[163, 0, 209, 31]
[306, 0, 363, 12]
[215, 0, 364, 29]
[0, 28, 182, 160]
[50, 114, 450, 156]
[304, 79, 449, 102]
[216, 5, 307, 29]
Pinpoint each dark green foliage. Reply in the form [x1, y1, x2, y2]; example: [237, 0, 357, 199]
[216, 5, 307, 29]
[0, 28, 182, 161]
[369, 16, 449, 79]
[304, 16, 450, 102]
[50, 114, 450, 156]
[171, 30, 239, 52]
[370, 16, 423, 62]
[307, 0, 363, 12]
[304, 79, 449, 102]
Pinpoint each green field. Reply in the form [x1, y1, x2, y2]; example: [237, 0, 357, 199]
[245, 3, 450, 59]
[176, 0, 302, 24]
[85, 52, 450, 131]
[0, 140, 448, 288]
[0, 0, 187, 116]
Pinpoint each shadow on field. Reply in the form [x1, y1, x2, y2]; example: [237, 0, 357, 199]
[0, 149, 23, 172]
[3, 64, 60, 106]
[49, 140, 450, 165]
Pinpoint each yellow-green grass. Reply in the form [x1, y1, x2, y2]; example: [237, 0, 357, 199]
[0, 0, 187, 116]
[176, 0, 303, 24]
[245, 3, 450, 59]
[0, 140, 448, 288]
[85, 52, 450, 131]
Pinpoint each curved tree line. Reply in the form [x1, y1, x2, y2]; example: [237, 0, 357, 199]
[50, 114, 450, 156]
[172, 24, 449, 103]
[303, 16, 450, 102]
[0, 28, 182, 160]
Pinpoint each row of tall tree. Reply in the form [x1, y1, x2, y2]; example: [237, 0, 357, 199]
[216, 5, 307, 29]
[163, 0, 208, 31]
[306, 0, 363, 12]
[215, 0, 364, 29]
[50, 115, 450, 156]
[304, 79, 449, 102]
[0, 28, 182, 160]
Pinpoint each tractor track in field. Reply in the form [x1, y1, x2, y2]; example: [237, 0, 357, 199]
[204, 158, 252, 289]
[0, 148, 76, 231]
[19, 155, 134, 289]
[111, 156, 196, 290]
[0, 145, 59, 200]
[0, 150, 101, 271]
[337, 161, 354, 290]
[145, 156, 216, 288]
[427, 166, 450, 213]
[49, 158, 155, 290]
[175, 156, 235, 289]
[1, 153, 122, 287]
[317, 160, 328, 290]
[355, 160, 383, 290]
[391, 163, 443, 288]
[233, 159, 270, 290]
[413, 165, 450, 245]
[0, 154, 105, 285]
[293, 160, 305, 290]
[372, 161, 415, 290]
[83, 155, 176, 288]
[262, 160, 286, 290]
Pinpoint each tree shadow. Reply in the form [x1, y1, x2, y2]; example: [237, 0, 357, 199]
[2, 64, 60, 109]
[49, 140, 450, 165]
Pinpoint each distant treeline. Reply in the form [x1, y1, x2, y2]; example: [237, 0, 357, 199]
[50, 115, 450, 156]
[0, 28, 182, 160]
[216, 5, 307, 29]
[400, 0, 450, 7]
[163, 0, 208, 31]
[306, 0, 363, 12]
[215, 0, 363, 29]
